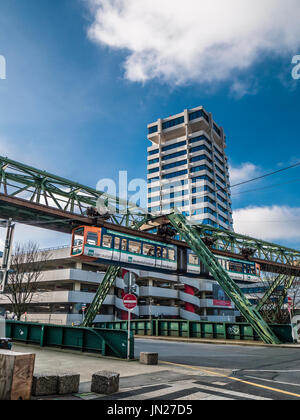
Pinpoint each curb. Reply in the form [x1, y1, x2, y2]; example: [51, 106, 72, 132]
[135, 335, 300, 349]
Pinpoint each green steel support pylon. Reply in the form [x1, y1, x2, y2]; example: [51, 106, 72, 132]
[256, 274, 287, 312]
[277, 276, 295, 309]
[82, 265, 120, 327]
[167, 212, 281, 344]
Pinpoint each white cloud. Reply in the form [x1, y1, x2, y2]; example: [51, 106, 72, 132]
[87, 0, 300, 87]
[233, 206, 300, 242]
[229, 162, 259, 186]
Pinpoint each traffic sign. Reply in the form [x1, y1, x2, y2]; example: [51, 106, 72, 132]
[123, 294, 137, 311]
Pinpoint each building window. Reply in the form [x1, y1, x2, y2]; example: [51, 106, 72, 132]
[162, 116, 184, 130]
[189, 135, 211, 145]
[213, 123, 221, 136]
[148, 186, 160, 194]
[148, 125, 158, 135]
[190, 164, 213, 174]
[162, 150, 187, 161]
[162, 170, 188, 180]
[148, 158, 159, 165]
[148, 148, 159, 156]
[190, 144, 211, 154]
[149, 177, 159, 183]
[190, 155, 213, 165]
[192, 175, 215, 185]
[162, 179, 188, 190]
[148, 167, 159, 174]
[189, 110, 209, 123]
[148, 196, 160, 203]
[162, 159, 187, 171]
[162, 140, 186, 152]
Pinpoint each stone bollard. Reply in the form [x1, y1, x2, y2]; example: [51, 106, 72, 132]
[31, 374, 58, 397]
[139, 352, 158, 365]
[57, 373, 80, 395]
[32, 373, 80, 396]
[91, 371, 120, 395]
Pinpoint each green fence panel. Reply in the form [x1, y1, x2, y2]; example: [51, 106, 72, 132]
[214, 323, 226, 339]
[239, 325, 255, 341]
[270, 324, 293, 343]
[190, 321, 202, 338]
[202, 323, 214, 339]
[5, 321, 133, 359]
[91, 319, 293, 344]
[226, 324, 241, 340]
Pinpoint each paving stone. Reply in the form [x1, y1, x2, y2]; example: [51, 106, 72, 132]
[91, 371, 120, 395]
[139, 352, 158, 365]
[57, 373, 80, 395]
[31, 374, 58, 396]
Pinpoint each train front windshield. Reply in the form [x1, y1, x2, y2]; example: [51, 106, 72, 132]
[72, 227, 84, 255]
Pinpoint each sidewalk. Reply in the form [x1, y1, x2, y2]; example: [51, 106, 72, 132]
[12, 343, 225, 384]
[135, 335, 300, 349]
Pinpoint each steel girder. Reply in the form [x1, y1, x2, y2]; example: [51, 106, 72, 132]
[167, 212, 281, 344]
[256, 274, 288, 312]
[81, 266, 120, 327]
[0, 155, 146, 228]
[193, 224, 300, 270]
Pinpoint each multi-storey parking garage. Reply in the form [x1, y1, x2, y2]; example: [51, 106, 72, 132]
[0, 246, 239, 325]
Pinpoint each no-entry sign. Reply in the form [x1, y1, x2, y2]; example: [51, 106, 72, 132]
[123, 294, 137, 311]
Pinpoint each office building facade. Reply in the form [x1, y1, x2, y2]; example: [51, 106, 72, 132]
[147, 106, 233, 229]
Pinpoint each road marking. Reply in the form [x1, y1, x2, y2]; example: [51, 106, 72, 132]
[160, 361, 300, 399]
[243, 369, 300, 373]
[213, 382, 229, 386]
[179, 392, 233, 401]
[244, 375, 300, 388]
[193, 381, 270, 400]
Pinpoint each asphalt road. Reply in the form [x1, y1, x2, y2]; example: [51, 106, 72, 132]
[135, 339, 300, 400]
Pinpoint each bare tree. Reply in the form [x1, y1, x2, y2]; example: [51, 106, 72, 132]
[4, 242, 51, 320]
[248, 273, 291, 324]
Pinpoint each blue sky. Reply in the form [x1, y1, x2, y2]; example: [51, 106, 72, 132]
[0, 0, 300, 249]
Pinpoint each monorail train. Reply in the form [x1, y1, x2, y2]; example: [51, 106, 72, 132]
[71, 226, 261, 282]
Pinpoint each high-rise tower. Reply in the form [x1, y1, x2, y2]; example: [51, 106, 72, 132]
[147, 106, 233, 230]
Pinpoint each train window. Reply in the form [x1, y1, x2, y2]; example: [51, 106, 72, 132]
[189, 253, 199, 265]
[86, 232, 98, 246]
[73, 228, 84, 246]
[102, 235, 112, 249]
[162, 248, 168, 259]
[129, 241, 141, 254]
[121, 239, 127, 251]
[114, 237, 120, 250]
[229, 262, 243, 273]
[143, 243, 155, 257]
[168, 248, 175, 261]
[157, 247, 162, 258]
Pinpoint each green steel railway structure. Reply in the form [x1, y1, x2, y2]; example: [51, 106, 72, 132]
[0, 155, 299, 344]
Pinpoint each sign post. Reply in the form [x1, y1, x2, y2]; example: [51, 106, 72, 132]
[123, 293, 137, 360]
[82, 304, 87, 323]
[287, 296, 296, 343]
